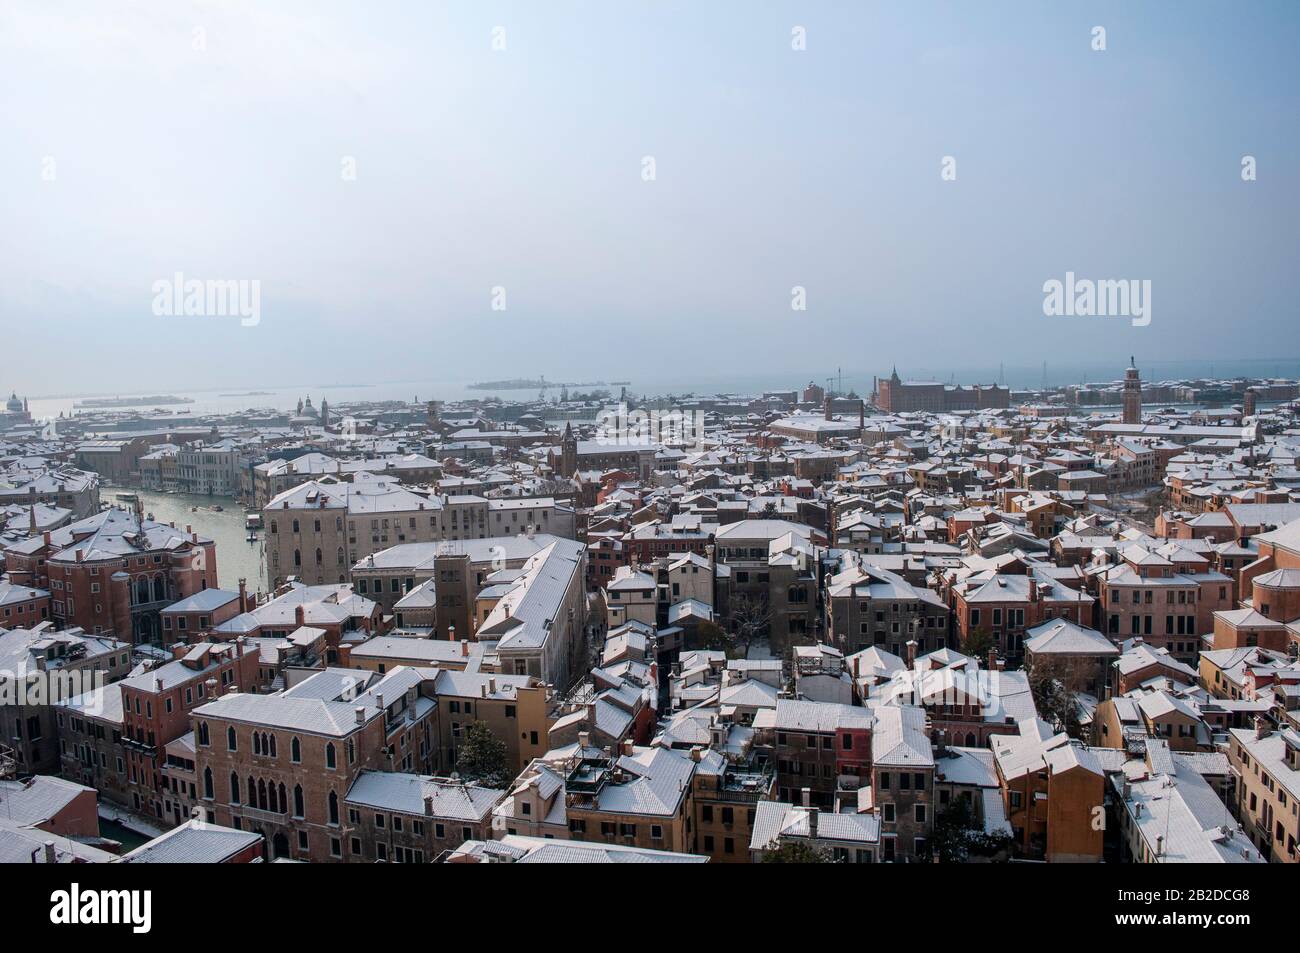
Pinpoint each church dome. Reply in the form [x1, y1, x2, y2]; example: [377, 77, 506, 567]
[5, 392, 21, 413]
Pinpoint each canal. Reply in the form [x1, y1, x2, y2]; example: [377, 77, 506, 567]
[106, 486, 268, 595]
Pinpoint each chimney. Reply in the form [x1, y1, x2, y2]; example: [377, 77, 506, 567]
[578, 731, 591, 749]
[43, 840, 56, 864]
[238, 578, 248, 613]
[295, 605, 305, 627]
[355, 706, 366, 725]
[43, 531, 51, 546]
[800, 787, 811, 808]
[905, 639, 917, 668]
[987, 647, 997, 671]
[487, 677, 496, 695]
[586, 701, 596, 725]
[823, 397, 832, 422]
[448, 623, 456, 642]
[1255, 716, 1269, 741]
[423, 794, 433, 815]
[690, 746, 702, 762]
[460, 639, 469, 657]
[621, 738, 634, 756]
[808, 807, 819, 839]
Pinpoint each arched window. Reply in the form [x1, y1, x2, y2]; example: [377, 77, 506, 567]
[315, 548, 323, 566]
[292, 519, 300, 534]
[227, 726, 237, 751]
[198, 722, 210, 746]
[325, 742, 336, 769]
[337, 547, 345, 566]
[293, 784, 304, 818]
[135, 577, 150, 605]
[294, 549, 301, 567]
[253, 733, 262, 756]
[328, 790, 339, 825]
[291, 737, 301, 763]
[270, 520, 278, 535]
[153, 574, 166, 602]
[258, 778, 268, 811]
[203, 767, 213, 799]
[229, 773, 240, 804]
[277, 783, 287, 814]
[268, 734, 277, 758]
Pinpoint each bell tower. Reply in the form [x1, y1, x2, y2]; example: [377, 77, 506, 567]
[1122, 357, 1142, 425]
[560, 422, 578, 477]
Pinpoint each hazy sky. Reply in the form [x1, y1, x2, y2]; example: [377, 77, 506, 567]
[2, 1, 1298, 397]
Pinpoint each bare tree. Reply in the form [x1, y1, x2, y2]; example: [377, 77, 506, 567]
[729, 592, 773, 655]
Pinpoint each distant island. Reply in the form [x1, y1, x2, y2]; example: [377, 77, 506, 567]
[468, 378, 623, 391]
[219, 391, 273, 397]
[74, 395, 195, 408]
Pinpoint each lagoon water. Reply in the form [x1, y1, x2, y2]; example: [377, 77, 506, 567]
[25, 359, 1300, 424]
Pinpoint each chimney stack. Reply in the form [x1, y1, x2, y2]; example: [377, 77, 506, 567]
[905, 639, 917, 668]
[43, 840, 56, 864]
[355, 706, 366, 725]
[800, 787, 811, 808]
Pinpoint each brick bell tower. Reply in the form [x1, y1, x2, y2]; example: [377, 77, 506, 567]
[1122, 357, 1142, 425]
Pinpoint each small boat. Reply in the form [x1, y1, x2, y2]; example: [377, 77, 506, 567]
[244, 513, 264, 530]
[245, 532, 259, 543]
[190, 506, 198, 512]
[210, 504, 224, 512]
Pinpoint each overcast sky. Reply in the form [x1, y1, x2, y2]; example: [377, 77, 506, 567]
[2, 1, 1297, 396]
